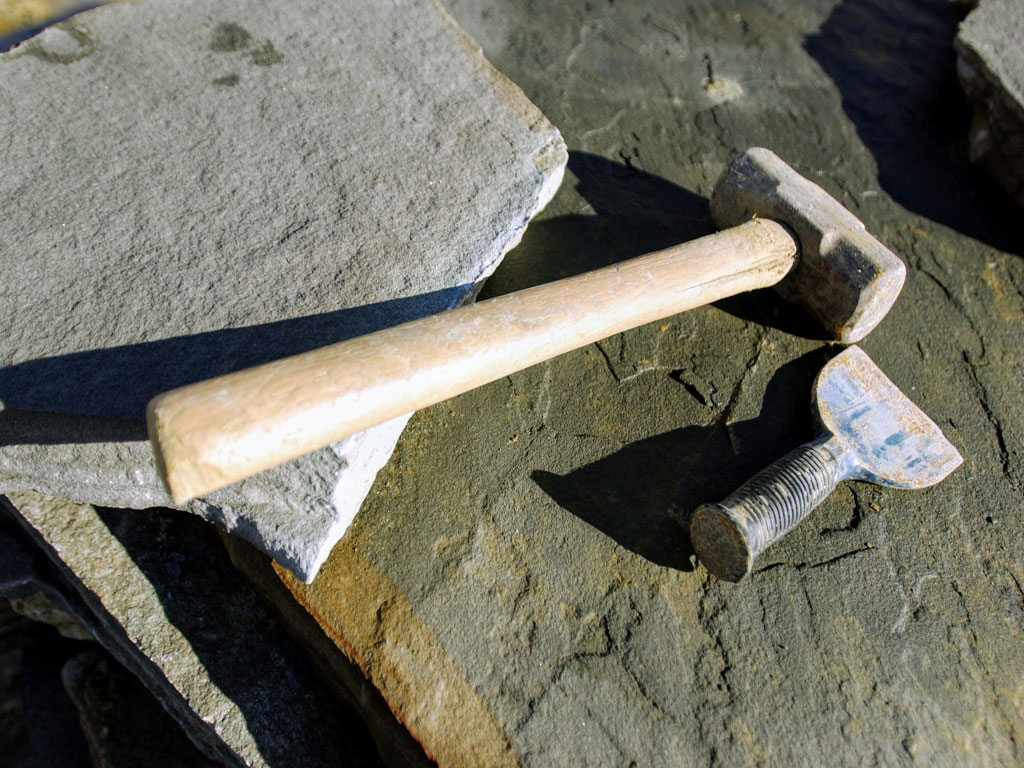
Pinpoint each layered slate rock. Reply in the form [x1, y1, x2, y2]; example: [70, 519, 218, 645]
[0, 0, 566, 581]
[956, 0, 1024, 207]
[0, 491, 397, 767]
[269, 0, 1024, 764]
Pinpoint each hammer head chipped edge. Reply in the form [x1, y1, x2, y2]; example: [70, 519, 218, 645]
[711, 148, 906, 343]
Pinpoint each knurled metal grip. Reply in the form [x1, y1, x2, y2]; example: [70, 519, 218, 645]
[689, 346, 963, 582]
[690, 436, 847, 581]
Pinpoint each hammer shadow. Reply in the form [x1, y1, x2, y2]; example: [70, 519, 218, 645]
[0, 286, 470, 445]
[481, 151, 826, 340]
[532, 348, 834, 571]
[3, 153, 826, 448]
[805, 0, 1020, 253]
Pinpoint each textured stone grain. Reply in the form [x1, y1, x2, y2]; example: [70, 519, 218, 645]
[0, 0, 566, 581]
[273, 1, 1024, 764]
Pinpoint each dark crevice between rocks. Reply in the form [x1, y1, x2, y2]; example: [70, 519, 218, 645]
[0, 505, 219, 768]
[89, 506, 387, 767]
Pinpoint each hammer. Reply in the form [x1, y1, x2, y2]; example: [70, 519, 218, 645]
[690, 346, 962, 581]
[147, 148, 906, 504]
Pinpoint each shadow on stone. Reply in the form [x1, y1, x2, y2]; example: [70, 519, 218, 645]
[0, 410, 148, 448]
[482, 151, 826, 340]
[91, 506, 387, 767]
[0, 286, 471, 432]
[3, 152, 830, 446]
[532, 347, 835, 571]
[480, 151, 712, 297]
[805, 0, 1021, 254]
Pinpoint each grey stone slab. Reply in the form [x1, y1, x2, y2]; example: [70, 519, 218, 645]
[269, 1, 1024, 765]
[956, 0, 1024, 207]
[1, 491, 390, 767]
[0, 0, 566, 581]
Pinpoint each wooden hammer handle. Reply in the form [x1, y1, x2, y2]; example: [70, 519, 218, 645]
[148, 218, 797, 503]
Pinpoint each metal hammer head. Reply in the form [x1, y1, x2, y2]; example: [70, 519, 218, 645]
[815, 346, 962, 488]
[711, 148, 906, 343]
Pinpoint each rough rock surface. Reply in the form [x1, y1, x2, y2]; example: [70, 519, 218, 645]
[0, 0, 566, 581]
[956, 0, 1024, 207]
[271, 0, 1024, 765]
[0, 491, 390, 767]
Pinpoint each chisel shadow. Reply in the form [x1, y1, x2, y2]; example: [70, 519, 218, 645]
[532, 348, 833, 572]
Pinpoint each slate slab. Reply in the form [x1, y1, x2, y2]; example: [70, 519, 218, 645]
[0, 491, 395, 767]
[956, 0, 1024, 208]
[0, 0, 566, 581]
[264, 0, 1024, 764]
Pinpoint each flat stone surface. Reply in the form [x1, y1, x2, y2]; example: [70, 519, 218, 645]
[0, 0, 566, 581]
[272, 1, 1024, 765]
[956, 0, 1024, 206]
[1, 491, 392, 767]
